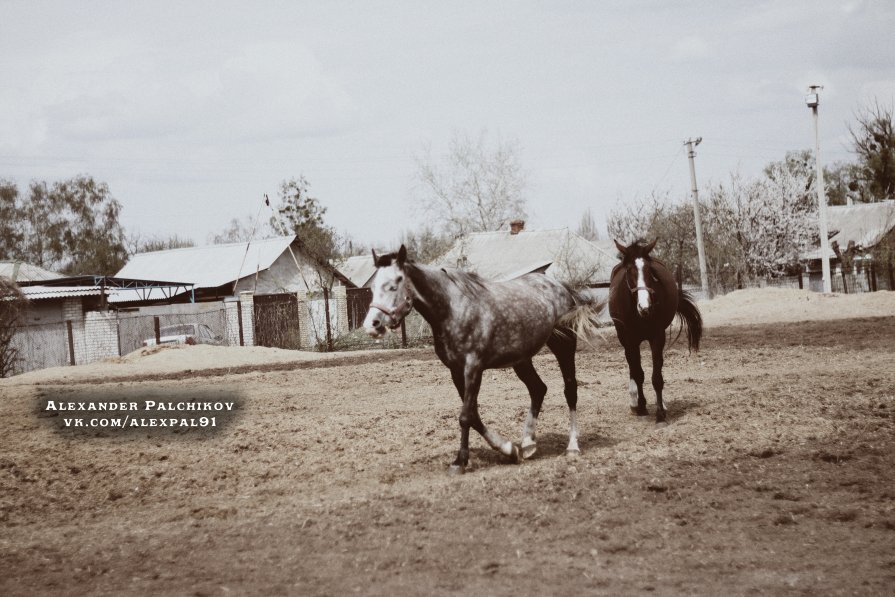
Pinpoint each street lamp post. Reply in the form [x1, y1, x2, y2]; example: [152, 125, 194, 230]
[806, 86, 832, 293]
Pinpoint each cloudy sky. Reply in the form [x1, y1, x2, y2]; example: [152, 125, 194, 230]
[2, 1, 894, 250]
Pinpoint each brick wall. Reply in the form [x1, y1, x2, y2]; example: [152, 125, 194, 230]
[82, 311, 119, 363]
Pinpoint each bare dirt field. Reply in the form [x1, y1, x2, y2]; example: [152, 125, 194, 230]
[1, 289, 894, 596]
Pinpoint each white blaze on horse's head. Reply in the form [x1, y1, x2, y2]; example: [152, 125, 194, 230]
[364, 245, 412, 339]
[635, 257, 651, 314]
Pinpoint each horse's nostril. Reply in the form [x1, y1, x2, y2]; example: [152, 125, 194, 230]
[372, 319, 380, 328]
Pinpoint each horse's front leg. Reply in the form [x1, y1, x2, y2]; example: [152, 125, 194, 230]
[624, 341, 648, 416]
[450, 362, 519, 475]
[649, 333, 667, 424]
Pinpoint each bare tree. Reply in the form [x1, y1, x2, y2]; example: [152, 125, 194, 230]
[414, 129, 528, 237]
[128, 233, 195, 254]
[550, 231, 611, 288]
[209, 214, 273, 245]
[0, 278, 26, 377]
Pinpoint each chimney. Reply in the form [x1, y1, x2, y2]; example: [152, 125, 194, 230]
[509, 220, 525, 235]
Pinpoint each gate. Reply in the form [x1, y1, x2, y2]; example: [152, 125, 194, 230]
[346, 287, 372, 330]
[253, 293, 302, 349]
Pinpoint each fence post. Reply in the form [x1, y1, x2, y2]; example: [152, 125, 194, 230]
[323, 287, 333, 352]
[154, 316, 161, 345]
[236, 300, 244, 346]
[66, 320, 75, 366]
[401, 320, 407, 348]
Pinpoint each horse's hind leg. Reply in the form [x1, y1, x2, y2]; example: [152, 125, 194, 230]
[649, 333, 667, 424]
[624, 341, 648, 416]
[512, 359, 547, 459]
[548, 329, 581, 456]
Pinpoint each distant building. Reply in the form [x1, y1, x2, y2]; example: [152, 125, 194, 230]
[116, 235, 355, 304]
[338, 255, 377, 288]
[804, 200, 895, 291]
[433, 221, 616, 286]
[0, 260, 63, 283]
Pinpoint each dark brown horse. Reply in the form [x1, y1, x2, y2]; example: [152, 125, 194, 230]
[608, 239, 702, 424]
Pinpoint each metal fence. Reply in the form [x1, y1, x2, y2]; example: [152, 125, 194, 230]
[117, 308, 231, 355]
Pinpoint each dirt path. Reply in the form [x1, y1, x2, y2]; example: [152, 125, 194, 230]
[1, 314, 894, 596]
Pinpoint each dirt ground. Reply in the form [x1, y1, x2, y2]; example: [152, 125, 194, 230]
[1, 289, 894, 596]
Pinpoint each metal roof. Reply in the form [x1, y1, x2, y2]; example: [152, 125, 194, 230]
[116, 235, 297, 289]
[20, 285, 105, 300]
[433, 228, 616, 284]
[0, 261, 63, 282]
[337, 255, 377, 287]
[805, 200, 895, 259]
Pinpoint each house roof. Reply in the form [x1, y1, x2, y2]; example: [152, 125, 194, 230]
[338, 255, 377, 287]
[20, 285, 106, 300]
[116, 235, 299, 290]
[0, 261, 63, 282]
[806, 200, 895, 259]
[432, 228, 616, 284]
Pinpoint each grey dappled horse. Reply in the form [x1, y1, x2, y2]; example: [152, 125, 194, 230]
[363, 245, 605, 474]
[608, 239, 703, 424]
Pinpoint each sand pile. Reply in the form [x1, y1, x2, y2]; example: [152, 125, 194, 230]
[700, 287, 894, 327]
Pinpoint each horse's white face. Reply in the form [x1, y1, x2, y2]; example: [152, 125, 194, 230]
[363, 252, 411, 339]
[634, 258, 652, 314]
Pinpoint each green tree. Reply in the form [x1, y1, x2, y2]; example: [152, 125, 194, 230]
[849, 99, 895, 200]
[0, 176, 127, 275]
[576, 208, 601, 242]
[270, 176, 337, 262]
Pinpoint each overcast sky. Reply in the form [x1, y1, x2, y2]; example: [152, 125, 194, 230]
[2, 1, 894, 250]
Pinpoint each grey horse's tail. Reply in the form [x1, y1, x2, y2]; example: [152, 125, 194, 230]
[556, 287, 608, 342]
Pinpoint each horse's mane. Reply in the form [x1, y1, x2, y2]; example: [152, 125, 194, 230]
[437, 266, 489, 299]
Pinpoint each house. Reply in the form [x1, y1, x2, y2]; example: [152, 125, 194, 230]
[804, 200, 895, 290]
[115, 235, 355, 304]
[1, 261, 96, 325]
[338, 255, 377, 288]
[432, 221, 616, 286]
[0, 260, 63, 283]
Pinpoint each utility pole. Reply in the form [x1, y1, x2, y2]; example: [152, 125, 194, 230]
[806, 86, 832, 293]
[685, 137, 710, 298]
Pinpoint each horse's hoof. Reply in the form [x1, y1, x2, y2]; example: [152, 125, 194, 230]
[509, 443, 522, 464]
[520, 441, 537, 460]
[566, 449, 581, 459]
[655, 420, 669, 428]
[449, 464, 466, 475]
[631, 407, 649, 417]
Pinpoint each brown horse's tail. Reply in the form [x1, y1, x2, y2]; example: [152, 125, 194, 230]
[676, 289, 703, 353]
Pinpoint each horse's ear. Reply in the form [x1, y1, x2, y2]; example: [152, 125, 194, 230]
[397, 244, 407, 266]
[371, 249, 378, 265]
[644, 238, 658, 255]
[614, 239, 627, 256]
